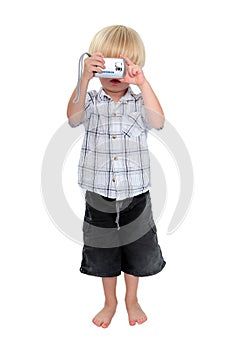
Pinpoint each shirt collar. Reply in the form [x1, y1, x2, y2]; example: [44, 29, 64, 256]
[97, 86, 138, 103]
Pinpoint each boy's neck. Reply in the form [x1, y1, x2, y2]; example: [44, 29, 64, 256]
[102, 87, 128, 103]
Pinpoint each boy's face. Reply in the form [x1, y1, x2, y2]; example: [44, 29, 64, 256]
[100, 78, 129, 99]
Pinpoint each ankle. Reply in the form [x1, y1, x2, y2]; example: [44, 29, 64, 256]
[104, 298, 118, 308]
[125, 296, 138, 305]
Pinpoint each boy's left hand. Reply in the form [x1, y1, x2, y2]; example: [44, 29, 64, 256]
[120, 55, 146, 86]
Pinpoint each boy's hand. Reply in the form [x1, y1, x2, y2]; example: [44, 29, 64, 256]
[119, 55, 146, 86]
[82, 53, 105, 81]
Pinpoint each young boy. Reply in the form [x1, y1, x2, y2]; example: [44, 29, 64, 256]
[67, 25, 166, 327]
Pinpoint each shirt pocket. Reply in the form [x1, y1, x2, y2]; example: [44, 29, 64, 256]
[122, 112, 146, 137]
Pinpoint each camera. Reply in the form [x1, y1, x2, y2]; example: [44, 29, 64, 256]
[94, 58, 126, 78]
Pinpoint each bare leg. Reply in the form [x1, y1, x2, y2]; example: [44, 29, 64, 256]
[92, 277, 118, 328]
[124, 273, 147, 326]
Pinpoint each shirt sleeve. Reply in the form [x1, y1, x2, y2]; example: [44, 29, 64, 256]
[140, 97, 164, 131]
[140, 97, 153, 131]
[68, 90, 95, 128]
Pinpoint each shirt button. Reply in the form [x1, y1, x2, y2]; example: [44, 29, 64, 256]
[112, 178, 116, 182]
[114, 156, 118, 160]
[112, 112, 116, 116]
[112, 135, 117, 139]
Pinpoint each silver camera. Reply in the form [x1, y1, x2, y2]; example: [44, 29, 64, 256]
[94, 58, 126, 78]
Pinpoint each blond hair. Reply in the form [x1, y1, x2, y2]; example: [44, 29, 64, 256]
[88, 25, 145, 66]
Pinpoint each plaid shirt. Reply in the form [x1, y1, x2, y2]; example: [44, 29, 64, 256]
[69, 87, 157, 200]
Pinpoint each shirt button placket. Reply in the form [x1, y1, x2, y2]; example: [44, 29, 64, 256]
[111, 105, 118, 188]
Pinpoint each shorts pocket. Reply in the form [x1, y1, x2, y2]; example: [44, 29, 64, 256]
[150, 224, 159, 245]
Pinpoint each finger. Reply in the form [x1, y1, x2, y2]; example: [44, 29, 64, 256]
[127, 66, 135, 78]
[90, 57, 105, 66]
[132, 67, 140, 76]
[93, 67, 103, 73]
[85, 57, 103, 65]
[89, 54, 105, 65]
[87, 67, 103, 75]
[120, 54, 134, 66]
[85, 58, 105, 69]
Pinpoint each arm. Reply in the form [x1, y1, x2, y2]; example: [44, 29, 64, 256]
[67, 78, 89, 126]
[139, 80, 165, 129]
[120, 55, 165, 129]
[67, 53, 105, 126]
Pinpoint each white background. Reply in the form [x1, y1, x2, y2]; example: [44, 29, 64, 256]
[1, 0, 235, 349]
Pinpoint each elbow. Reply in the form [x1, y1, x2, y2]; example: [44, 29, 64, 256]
[157, 115, 165, 130]
[67, 111, 75, 128]
[158, 113, 165, 129]
[67, 111, 78, 128]
[68, 118, 76, 128]
[67, 110, 85, 128]
[151, 114, 165, 130]
[67, 108, 73, 126]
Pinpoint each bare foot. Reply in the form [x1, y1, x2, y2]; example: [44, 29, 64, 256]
[125, 300, 147, 326]
[92, 302, 117, 328]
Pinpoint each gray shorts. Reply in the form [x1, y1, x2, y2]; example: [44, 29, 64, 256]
[80, 190, 166, 277]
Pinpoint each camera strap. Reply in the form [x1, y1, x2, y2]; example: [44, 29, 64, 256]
[73, 52, 91, 104]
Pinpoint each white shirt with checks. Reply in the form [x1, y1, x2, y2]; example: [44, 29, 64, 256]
[69, 87, 160, 200]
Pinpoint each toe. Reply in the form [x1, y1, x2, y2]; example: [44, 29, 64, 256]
[129, 320, 136, 326]
[137, 316, 147, 325]
[92, 318, 102, 327]
[101, 322, 109, 328]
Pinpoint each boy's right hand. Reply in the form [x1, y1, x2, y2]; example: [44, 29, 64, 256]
[83, 53, 105, 82]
